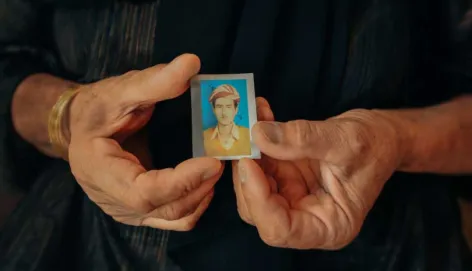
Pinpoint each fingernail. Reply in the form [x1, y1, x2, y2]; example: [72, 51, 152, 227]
[202, 165, 220, 181]
[258, 122, 283, 144]
[263, 108, 273, 118]
[238, 161, 247, 183]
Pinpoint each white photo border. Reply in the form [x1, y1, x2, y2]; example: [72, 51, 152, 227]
[190, 73, 261, 161]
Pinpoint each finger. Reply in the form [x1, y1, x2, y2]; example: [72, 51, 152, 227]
[238, 159, 335, 249]
[70, 138, 156, 215]
[238, 158, 293, 246]
[135, 157, 223, 209]
[80, 138, 222, 216]
[141, 190, 214, 231]
[148, 163, 224, 221]
[124, 53, 201, 105]
[256, 97, 274, 122]
[254, 156, 279, 193]
[232, 160, 254, 225]
[252, 120, 344, 162]
[122, 64, 167, 78]
[257, 156, 310, 206]
[233, 155, 279, 225]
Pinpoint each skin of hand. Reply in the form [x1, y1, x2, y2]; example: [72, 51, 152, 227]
[67, 54, 224, 231]
[232, 103, 406, 249]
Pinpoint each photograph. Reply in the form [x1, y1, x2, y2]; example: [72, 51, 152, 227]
[191, 73, 260, 160]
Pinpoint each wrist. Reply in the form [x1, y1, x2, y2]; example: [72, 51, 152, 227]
[373, 95, 472, 174]
[374, 105, 458, 173]
[48, 84, 82, 160]
[370, 109, 418, 171]
[11, 74, 80, 158]
[60, 84, 82, 147]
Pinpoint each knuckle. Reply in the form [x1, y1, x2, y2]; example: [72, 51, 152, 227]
[322, 217, 359, 250]
[129, 199, 155, 215]
[327, 234, 357, 250]
[338, 109, 375, 156]
[176, 178, 199, 199]
[346, 124, 370, 156]
[179, 184, 193, 199]
[240, 216, 253, 225]
[345, 108, 371, 117]
[236, 207, 252, 225]
[160, 204, 187, 221]
[180, 219, 197, 231]
[291, 120, 313, 148]
[260, 233, 286, 248]
[122, 70, 139, 78]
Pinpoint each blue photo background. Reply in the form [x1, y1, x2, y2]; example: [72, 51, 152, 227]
[200, 79, 249, 130]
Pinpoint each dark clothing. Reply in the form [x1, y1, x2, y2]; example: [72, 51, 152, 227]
[0, 0, 471, 270]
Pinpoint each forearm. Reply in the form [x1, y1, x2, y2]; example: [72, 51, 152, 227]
[382, 95, 472, 174]
[11, 73, 77, 158]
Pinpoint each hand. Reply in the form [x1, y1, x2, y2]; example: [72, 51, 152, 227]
[231, 97, 275, 229]
[68, 54, 223, 231]
[233, 107, 405, 249]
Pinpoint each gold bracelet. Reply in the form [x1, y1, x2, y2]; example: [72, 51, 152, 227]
[47, 86, 81, 159]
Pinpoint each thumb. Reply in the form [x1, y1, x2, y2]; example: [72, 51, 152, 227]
[252, 120, 344, 162]
[124, 53, 201, 105]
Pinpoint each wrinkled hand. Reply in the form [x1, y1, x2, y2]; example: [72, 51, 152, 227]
[68, 54, 223, 231]
[233, 106, 405, 249]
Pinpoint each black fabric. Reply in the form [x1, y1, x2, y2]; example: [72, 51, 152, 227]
[0, 0, 471, 270]
[0, 2, 56, 194]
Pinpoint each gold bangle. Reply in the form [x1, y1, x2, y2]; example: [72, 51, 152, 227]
[47, 86, 80, 159]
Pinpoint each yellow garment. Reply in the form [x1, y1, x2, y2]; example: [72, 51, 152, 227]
[203, 124, 251, 157]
